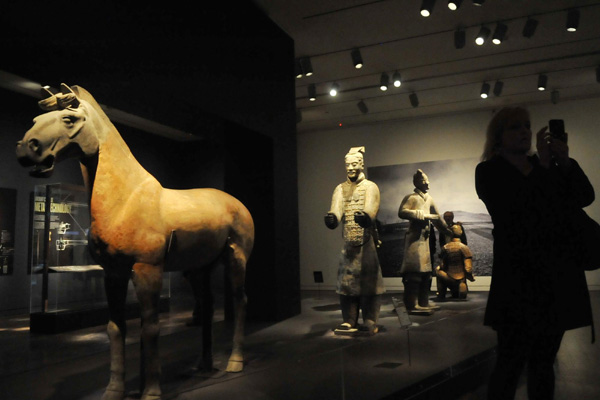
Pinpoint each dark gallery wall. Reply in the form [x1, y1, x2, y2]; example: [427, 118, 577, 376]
[0, 2, 300, 320]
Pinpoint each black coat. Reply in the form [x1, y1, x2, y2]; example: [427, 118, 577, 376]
[475, 155, 594, 332]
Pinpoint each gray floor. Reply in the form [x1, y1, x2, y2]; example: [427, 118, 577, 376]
[0, 290, 598, 400]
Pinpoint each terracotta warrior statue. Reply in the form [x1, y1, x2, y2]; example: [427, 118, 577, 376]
[398, 169, 451, 315]
[435, 224, 475, 299]
[439, 211, 467, 247]
[325, 147, 384, 335]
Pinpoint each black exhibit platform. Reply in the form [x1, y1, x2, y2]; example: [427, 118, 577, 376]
[0, 290, 598, 400]
[29, 296, 170, 334]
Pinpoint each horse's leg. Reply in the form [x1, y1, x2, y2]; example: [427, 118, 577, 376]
[225, 240, 248, 373]
[187, 268, 215, 372]
[102, 274, 130, 400]
[131, 263, 163, 400]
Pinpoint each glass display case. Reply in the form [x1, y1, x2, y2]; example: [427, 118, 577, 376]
[30, 183, 170, 333]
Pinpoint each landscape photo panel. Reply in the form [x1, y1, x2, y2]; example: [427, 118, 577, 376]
[367, 158, 493, 277]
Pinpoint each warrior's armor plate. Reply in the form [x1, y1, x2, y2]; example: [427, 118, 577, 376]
[342, 182, 370, 246]
[441, 241, 473, 280]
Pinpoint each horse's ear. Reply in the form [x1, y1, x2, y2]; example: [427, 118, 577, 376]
[58, 83, 80, 109]
[60, 83, 74, 95]
[38, 86, 58, 111]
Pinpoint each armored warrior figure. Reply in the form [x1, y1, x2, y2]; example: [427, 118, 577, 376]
[325, 147, 384, 335]
[439, 211, 468, 247]
[398, 169, 452, 315]
[435, 224, 475, 299]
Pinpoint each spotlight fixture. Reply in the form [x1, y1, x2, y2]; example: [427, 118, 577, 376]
[301, 57, 313, 77]
[409, 93, 419, 108]
[480, 82, 490, 99]
[522, 17, 538, 38]
[380, 72, 389, 91]
[329, 83, 339, 97]
[392, 71, 402, 87]
[295, 59, 303, 79]
[537, 74, 547, 91]
[454, 29, 466, 49]
[351, 49, 363, 69]
[420, 0, 436, 17]
[492, 22, 507, 45]
[357, 100, 369, 114]
[308, 84, 316, 101]
[566, 9, 579, 32]
[493, 81, 504, 96]
[475, 26, 491, 45]
[448, 0, 462, 11]
[473, 0, 485, 6]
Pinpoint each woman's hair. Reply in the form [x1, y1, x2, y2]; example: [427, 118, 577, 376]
[481, 106, 530, 161]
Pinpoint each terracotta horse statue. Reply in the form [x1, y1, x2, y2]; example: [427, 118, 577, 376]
[16, 84, 254, 400]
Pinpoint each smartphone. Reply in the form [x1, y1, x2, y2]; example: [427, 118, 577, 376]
[549, 119, 567, 143]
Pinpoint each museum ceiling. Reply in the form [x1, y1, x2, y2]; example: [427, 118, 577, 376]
[254, 0, 600, 133]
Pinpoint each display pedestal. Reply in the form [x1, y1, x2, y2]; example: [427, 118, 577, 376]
[30, 296, 170, 334]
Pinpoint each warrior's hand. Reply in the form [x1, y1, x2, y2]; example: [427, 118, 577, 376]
[324, 213, 338, 229]
[424, 213, 439, 220]
[354, 211, 372, 228]
[466, 272, 475, 282]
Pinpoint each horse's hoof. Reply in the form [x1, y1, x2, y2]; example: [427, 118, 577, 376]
[101, 389, 125, 400]
[226, 359, 244, 373]
[141, 394, 161, 400]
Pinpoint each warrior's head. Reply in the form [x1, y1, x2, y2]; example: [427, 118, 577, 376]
[345, 146, 365, 182]
[451, 224, 463, 239]
[413, 169, 430, 193]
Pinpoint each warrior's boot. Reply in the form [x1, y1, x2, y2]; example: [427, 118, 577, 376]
[336, 295, 359, 334]
[418, 275, 440, 311]
[357, 295, 381, 335]
[404, 275, 433, 315]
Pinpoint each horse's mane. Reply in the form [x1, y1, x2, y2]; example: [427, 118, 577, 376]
[70, 85, 114, 127]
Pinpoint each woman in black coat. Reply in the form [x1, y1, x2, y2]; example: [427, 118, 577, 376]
[475, 107, 594, 400]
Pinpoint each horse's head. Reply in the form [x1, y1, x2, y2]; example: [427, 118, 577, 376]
[16, 83, 100, 178]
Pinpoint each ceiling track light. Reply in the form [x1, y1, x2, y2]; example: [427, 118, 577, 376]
[537, 74, 548, 91]
[567, 9, 580, 32]
[295, 59, 303, 79]
[473, 0, 485, 6]
[357, 100, 369, 114]
[476, 26, 491, 45]
[392, 71, 402, 87]
[480, 82, 490, 98]
[409, 93, 419, 108]
[493, 81, 504, 96]
[301, 57, 313, 77]
[492, 22, 507, 45]
[308, 84, 316, 101]
[448, 0, 462, 11]
[420, 0, 436, 17]
[351, 49, 363, 69]
[454, 29, 466, 49]
[329, 82, 339, 97]
[380, 72, 389, 91]
[522, 17, 538, 38]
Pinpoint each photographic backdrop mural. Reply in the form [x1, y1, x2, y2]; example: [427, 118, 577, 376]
[367, 158, 493, 277]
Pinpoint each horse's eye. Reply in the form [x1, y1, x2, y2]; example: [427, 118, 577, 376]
[62, 115, 76, 126]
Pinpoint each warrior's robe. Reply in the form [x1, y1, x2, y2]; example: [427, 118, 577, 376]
[329, 174, 384, 296]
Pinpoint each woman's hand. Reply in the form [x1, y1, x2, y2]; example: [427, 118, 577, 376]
[549, 133, 570, 170]
[536, 126, 570, 170]
[536, 126, 552, 168]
